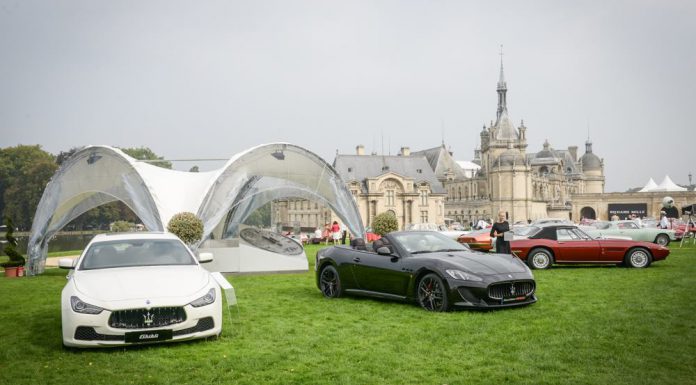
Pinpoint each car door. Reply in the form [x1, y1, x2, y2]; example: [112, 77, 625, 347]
[554, 228, 600, 262]
[350, 246, 410, 297]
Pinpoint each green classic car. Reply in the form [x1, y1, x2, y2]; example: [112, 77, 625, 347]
[582, 220, 676, 246]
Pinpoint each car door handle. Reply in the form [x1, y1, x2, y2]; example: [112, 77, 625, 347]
[353, 257, 361, 263]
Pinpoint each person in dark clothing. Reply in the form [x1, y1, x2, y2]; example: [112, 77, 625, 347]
[490, 210, 511, 254]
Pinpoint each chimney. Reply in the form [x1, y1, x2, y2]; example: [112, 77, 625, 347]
[568, 146, 578, 162]
[356, 145, 365, 156]
[400, 146, 410, 157]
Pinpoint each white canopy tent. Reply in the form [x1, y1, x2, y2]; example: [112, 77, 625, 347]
[27, 143, 364, 275]
[638, 178, 658, 192]
[639, 175, 686, 192]
[654, 175, 687, 192]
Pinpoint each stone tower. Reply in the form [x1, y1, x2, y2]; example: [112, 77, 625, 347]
[479, 51, 532, 221]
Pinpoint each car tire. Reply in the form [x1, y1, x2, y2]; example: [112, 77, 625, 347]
[416, 273, 450, 312]
[655, 234, 670, 246]
[625, 248, 652, 268]
[527, 248, 553, 269]
[319, 265, 342, 298]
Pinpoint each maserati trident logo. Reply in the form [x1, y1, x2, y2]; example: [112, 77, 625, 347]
[143, 311, 155, 326]
[510, 283, 516, 296]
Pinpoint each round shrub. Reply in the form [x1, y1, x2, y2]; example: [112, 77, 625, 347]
[372, 212, 399, 236]
[167, 212, 204, 245]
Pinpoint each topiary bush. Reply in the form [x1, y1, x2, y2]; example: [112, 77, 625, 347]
[1, 217, 25, 268]
[167, 212, 204, 245]
[372, 212, 399, 236]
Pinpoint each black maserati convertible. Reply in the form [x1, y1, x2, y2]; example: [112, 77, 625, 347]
[315, 231, 537, 311]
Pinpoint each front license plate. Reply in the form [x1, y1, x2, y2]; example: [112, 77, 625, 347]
[125, 329, 173, 343]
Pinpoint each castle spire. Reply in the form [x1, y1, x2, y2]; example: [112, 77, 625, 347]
[496, 44, 508, 122]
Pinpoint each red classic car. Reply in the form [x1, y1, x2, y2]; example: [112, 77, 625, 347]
[510, 225, 670, 269]
[457, 228, 493, 252]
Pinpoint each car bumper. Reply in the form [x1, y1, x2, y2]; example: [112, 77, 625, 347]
[445, 276, 537, 309]
[62, 301, 222, 348]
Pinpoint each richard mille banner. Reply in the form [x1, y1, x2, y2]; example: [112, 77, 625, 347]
[608, 203, 647, 219]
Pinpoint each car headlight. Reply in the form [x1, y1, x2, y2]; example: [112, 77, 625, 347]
[445, 269, 483, 282]
[189, 288, 216, 308]
[70, 296, 104, 314]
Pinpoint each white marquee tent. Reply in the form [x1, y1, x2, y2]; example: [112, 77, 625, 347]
[639, 175, 687, 192]
[27, 143, 364, 275]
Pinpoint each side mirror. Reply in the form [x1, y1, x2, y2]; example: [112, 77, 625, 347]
[58, 258, 75, 269]
[198, 252, 214, 263]
[376, 246, 392, 256]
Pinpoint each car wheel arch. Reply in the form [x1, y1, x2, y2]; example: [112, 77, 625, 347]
[654, 233, 670, 246]
[624, 247, 653, 268]
[527, 247, 555, 269]
[412, 269, 448, 298]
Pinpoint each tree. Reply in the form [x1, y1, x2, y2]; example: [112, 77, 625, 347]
[189, 166, 199, 172]
[0, 145, 57, 230]
[243, 202, 271, 228]
[1, 217, 25, 268]
[121, 147, 172, 169]
[372, 212, 399, 236]
[55, 147, 81, 166]
[111, 220, 133, 232]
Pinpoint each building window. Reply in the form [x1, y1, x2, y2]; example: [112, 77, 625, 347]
[386, 190, 395, 206]
[419, 190, 428, 206]
[420, 210, 429, 223]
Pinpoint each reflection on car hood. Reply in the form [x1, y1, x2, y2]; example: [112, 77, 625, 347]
[73, 265, 210, 302]
[430, 252, 528, 276]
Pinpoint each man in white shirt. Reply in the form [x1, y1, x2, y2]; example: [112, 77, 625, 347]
[659, 212, 669, 229]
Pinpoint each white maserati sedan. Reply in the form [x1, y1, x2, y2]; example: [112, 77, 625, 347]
[59, 232, 222, 348]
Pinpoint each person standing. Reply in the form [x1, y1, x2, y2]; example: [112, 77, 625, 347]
[659, 212, 669, 229]
[490, 210, 511, 254]
[330, 221, 341, 245]
[340, 222, 348, 244]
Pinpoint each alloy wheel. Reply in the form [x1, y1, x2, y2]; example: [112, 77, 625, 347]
[417, 274, 447, 311]
[319, 266, 341, 298]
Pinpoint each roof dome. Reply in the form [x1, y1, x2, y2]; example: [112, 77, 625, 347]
[580, 153, 601, 170]
[496, 149, 526, 166]
[580, 140, 602, 171]
[535, 139, 554, 159]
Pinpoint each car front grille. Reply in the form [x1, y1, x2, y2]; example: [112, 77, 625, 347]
[488, 281, 535, 300]
[74, 318, 215, 341]
[108, 307, 187, 329]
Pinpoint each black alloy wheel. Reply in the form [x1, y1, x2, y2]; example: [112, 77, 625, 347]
[319, 265, 342, 298]
[625, 248, 652, 268]
[417, 273, 449, 312]
[655, 234, 670, 246]
[527, 248, 553, 269]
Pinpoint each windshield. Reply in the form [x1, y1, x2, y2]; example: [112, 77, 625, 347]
[592, 222, 612, 230]
[513, 226, 541, 237]
[79, 239, 196, 270]
[391, 232, 468, 254]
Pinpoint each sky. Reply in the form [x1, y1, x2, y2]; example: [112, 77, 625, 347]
[1, 0, 694, 192]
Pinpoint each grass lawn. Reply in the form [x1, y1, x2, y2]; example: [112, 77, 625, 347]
[1, 243, 695, 385]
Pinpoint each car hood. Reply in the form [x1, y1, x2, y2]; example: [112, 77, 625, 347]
[73, 265, 210, 302]
[430, 251, 528, 276]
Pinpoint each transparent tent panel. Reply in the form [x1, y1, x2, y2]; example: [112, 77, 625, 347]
[27, 143, 364, 275]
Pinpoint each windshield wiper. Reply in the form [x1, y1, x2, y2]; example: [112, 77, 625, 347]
[432, 249, 465, 253]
